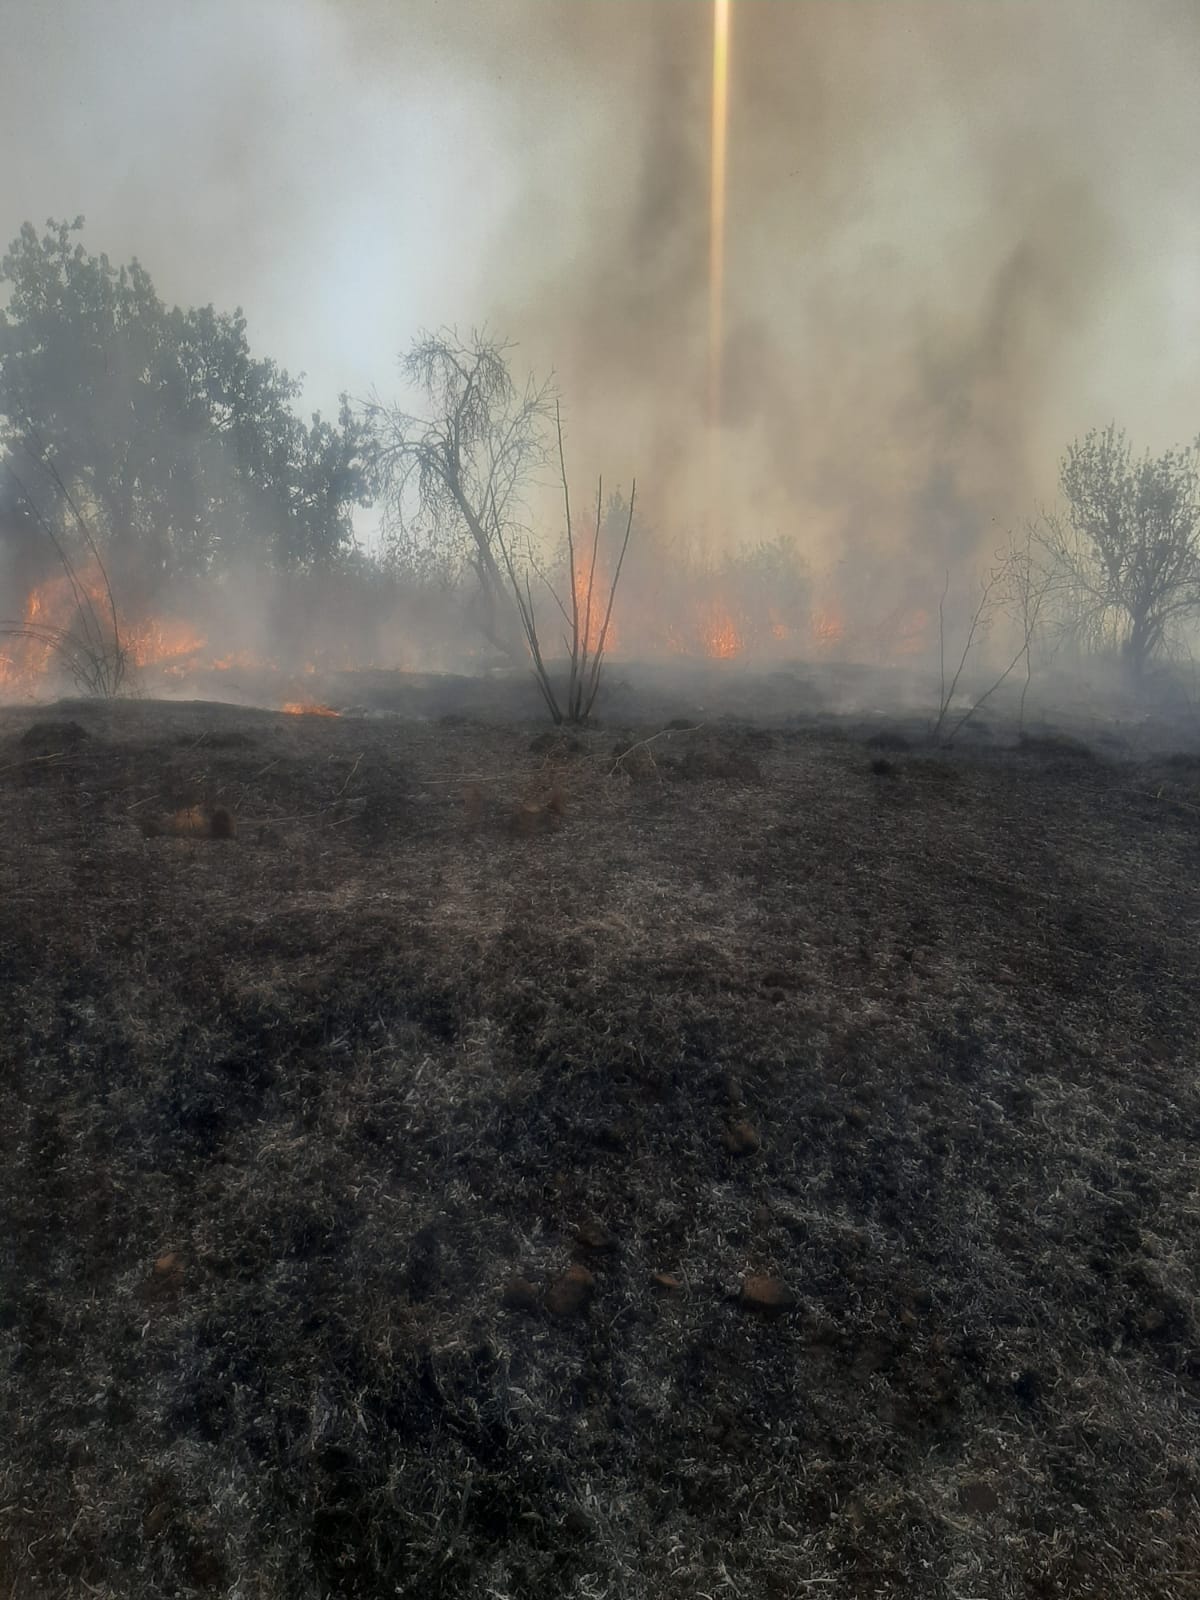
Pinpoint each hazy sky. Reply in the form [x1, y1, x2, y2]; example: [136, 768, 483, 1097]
[3, 0, 1200, 574]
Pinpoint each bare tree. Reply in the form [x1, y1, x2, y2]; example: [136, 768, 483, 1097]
[931, 532, 1049, 745]
[1000, 527, 1051, 732]
[493, 404, 635, 725]
[362, 329, 555, 656]
[1038, 425, 1200, 682]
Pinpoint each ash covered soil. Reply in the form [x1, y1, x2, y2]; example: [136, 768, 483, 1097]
[2, 676, 1200, 1599]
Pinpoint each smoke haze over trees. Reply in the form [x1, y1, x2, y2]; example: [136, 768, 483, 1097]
[0, 220, 370, 598]
[2, 5, 1200, 683]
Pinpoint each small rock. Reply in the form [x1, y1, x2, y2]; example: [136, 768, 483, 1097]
[724, 1120, 761, 1156]
[545, 1265, 595, 1317]
[501, 1276, 539, 1312]
[845, 1104, 871, 1128]
[739, 1275, 796, 1313]
[652, 1273, 684, 1293]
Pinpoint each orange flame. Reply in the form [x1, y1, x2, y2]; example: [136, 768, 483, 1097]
[572, 559, 613, 656]
[700, 601, 742, 659]
[1, 565, 119, 690]
[813, 607, 845, 650]
[2, 563, 206, 693]
[210, 650, 271, 672]
[124, 615, 207, 668]
[280, 702, 339, 717]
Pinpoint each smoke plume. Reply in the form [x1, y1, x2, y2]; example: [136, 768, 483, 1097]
[4, 0, 1200, 608]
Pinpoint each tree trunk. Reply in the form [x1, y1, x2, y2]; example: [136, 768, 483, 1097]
[448, 484, 524, 662]
[1124, 608, 1156, 685]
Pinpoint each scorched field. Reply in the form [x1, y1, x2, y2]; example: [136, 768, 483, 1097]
[2, 681, 1199, 1600]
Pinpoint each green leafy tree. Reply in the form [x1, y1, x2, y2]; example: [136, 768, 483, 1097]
[0, 219, 370, 597]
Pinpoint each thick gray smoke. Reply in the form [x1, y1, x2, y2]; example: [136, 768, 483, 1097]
[458, 1, 1200, 590]
[3, 0, 1200, 610]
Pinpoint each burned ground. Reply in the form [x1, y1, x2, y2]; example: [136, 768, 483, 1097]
[2, 685, 1199, 1598]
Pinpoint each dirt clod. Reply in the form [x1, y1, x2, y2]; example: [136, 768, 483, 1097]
[739, 1275, 797, 1313]
[545, 1264, 595, 1317]
[501, 1276, 539, 1312]
[144, 807, 234, 840]
[724, 1119, 761, 1156]
[139, 1250, 185, 1304]
[209, 807, 236, 839]
[574, 1220, 617, 1253]
[509, 786, 567, 836]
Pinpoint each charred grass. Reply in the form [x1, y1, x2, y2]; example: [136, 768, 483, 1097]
[2, 698, 1199, 1598]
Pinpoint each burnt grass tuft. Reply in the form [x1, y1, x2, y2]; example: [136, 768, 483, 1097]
[2, 696, 1200, 1597]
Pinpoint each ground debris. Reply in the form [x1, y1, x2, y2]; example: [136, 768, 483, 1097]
[545, 1264, 595, 1316]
